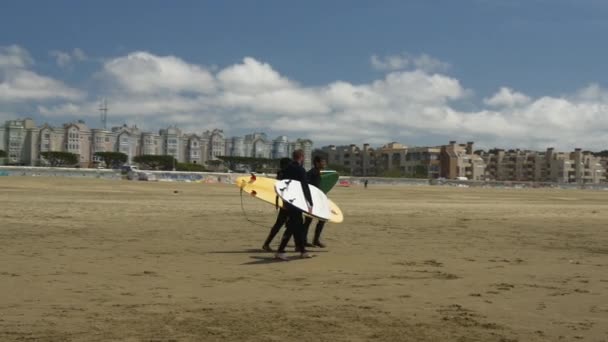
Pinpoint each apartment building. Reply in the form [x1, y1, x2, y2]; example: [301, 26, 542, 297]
[272, 136, 289, 159]
[321, 144, 363, 175]
[203, 129, 225, 161]
[403, 146, 441, 178]
[182, 134, 203, 164]
[1, 118, 38, 165]
[320, 143, 377, 176]
[1, 117, 314, 169]
[481, 147, 605, 184]
[377, 143, 408, 175]
[140, 131, 161, 156]
[440, 141, 486, 180]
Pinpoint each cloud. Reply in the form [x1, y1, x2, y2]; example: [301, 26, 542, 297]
[217, 57, 293, 93]
[100, 51, 215, 95]
[0, 45, 84, 102]
[0, 69, 84, 102]
[0, 45, 33, 68]
[50, 48, 88, 68]
[371, 53, 450, 72]
[5, 47, 608, 151]
[484, 87, 531, 107]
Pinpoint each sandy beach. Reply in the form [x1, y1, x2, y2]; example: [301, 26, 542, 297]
[1, 177, 607, 341]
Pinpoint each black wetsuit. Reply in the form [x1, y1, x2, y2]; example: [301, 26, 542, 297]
[276, 161, 313, 254]
[304, 166, 326, 244]
[263, 169, 288, 247]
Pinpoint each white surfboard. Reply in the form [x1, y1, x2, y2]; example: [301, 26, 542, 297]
[274, 179, 331, 221]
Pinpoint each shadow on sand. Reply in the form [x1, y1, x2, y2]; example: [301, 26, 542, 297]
[241, 255, 321, 265]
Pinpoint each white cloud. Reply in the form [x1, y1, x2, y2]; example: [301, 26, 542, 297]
[0, 45, 33, 68]
[101, 51, 215, 94]
[0, 45, 84, 103]
[0, 69, 84, 102]
[5, 47, 608, 151]
[50, 51, 72, 68]
[50, 48, 88, 68]
[484, 87, 531, 107]
[217, 57, 294, 93]
[371, 53, 450, 72]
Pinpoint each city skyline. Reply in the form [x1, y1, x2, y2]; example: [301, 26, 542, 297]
[2, 114, 608, 155]
[0, 118, 313, 169]
[2, 1, 608, 150]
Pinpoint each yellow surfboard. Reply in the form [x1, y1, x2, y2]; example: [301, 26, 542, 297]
[236, 175, 344, 223]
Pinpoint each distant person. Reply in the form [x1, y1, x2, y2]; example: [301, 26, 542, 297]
[303, 156, 328, 248]
[274, 149, 314, 260]
[262, 157, 292, 252]
[364, 179, 368, 188]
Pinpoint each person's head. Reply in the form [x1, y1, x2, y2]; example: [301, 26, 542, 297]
[313, 156, 326, 170]
[279, 157, 291, 170]
[292, 149, 305, 164]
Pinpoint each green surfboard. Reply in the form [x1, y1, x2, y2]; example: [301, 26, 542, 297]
[319, 170, 339, 194]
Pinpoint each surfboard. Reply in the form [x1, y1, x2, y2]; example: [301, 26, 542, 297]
[275, 179, 331, 221]
[319, 170, 339, 194]
[235, 175, 343, 223]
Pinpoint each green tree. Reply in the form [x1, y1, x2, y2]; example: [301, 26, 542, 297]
[0, 150, 6, 158]
[412, 165, 428, 178]
[133, 155, 176, 170]
[593, 150, 608, 158]
[41, 151, 79, 167]
[94, 152, 128, 169]
[379, 168, 403, 178]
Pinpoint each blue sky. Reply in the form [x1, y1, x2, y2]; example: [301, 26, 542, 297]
[1, 0, 607, 150]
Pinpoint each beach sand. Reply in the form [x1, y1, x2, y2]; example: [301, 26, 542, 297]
[1, 177, 607, 341]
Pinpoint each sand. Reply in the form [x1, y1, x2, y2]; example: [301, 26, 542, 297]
[1, 177, 607, 342]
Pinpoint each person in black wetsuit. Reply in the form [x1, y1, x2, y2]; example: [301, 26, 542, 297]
[303, 156, 327, 247]
[262, 157, 292, 252]
[274, 149, 314, 260]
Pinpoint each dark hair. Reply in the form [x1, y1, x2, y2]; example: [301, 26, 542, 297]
[279, 157, 291, 170]
[313, 156, 324, 164]
[292, 149, 305, 160]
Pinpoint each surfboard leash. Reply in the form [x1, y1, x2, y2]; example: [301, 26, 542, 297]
[239, 188, 273, 228]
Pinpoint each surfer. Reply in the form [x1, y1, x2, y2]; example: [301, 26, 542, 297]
[303, 156, 327, 248]
[275, 149, 314, 260]
[262, 157, 292, 252]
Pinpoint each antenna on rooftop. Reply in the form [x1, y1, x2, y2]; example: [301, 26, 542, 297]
[99, 98, 108, 130]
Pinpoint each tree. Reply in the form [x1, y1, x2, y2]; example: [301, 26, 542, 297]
[40, 151, 79, 167]
[133, 155, 176, 170]
[94, 152, 127, 169]
[412, 165, 428, 178]
[379, 168, 403, 178]
[593, 150, 608, 158]
[0, 150, 6, 158]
